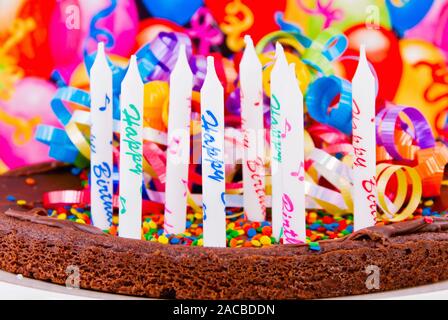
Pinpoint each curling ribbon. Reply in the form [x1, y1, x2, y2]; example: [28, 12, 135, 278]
[84, 0, 117, 51]
[187, 7, 224, 55]
[297, 0, 343, 29]
[375, 103, 448, 197]
[376, 163, 422, 222]
[136, 32, 192, 82]
[43, 189, 164, 215]
[220, 0, 254, 52]
[305, 75, 352, 135]
[255, 28, 347, 75]
[376, 104, 435, 161]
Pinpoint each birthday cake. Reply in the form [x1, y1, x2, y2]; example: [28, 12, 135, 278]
[0, 162, 448, 299]
[1, 0, 448, 300]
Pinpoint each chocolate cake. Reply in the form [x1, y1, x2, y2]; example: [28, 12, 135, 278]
[0, 162, 448, 299]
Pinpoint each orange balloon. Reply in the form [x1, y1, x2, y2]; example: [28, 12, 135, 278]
[143, 81, 169, 132]
[393, 39, 448, 136]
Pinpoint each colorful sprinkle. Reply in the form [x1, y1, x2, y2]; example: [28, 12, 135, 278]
[25, 178, 36, 186]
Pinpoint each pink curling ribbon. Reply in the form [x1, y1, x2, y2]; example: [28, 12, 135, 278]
[143, 141, 167, 185]
[187, 7, 224, 55]
[297, 0, 343, 28]
[43, 190, 164, 214]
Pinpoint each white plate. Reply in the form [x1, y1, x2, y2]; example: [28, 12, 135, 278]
[0, 270, 447, 300]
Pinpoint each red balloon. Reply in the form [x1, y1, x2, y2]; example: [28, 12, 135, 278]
[13, 0, 57, 78]
[204, 0, 286, 43]
[340, 25, 403, 103]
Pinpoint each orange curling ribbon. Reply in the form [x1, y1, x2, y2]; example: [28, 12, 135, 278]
[414, 142, 448, 197]
[220, 0, 254, 52]
[376, 163, 422, 222]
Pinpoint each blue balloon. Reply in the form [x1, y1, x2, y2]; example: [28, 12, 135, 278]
[386, 0, 434, 34]
[142, 0, 204, 26]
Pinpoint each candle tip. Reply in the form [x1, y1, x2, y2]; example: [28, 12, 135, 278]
[275, 42, 284, 57]
[97, 42, 105, 53]
[177, 43, 187, 62]
[130, 54, 137, 65]
[244, 35, 253, 46]
[359, 44, 367, 60]
[207, 56, 215, 69]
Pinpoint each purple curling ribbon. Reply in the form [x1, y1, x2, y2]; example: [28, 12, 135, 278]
[226, 87, 241, 116]
[190, 55, 207, 90]
[138, 32, 192, 82]
[376, 103, 435, 160]
[187, 7, 224, 55]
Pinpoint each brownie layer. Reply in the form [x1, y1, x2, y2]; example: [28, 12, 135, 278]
[1, 163, 448, 299]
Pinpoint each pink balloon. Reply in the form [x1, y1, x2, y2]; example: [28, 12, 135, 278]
[406, 0, 448, 55]
[49, 0, 139, 80]
[0, 77, 59, 168]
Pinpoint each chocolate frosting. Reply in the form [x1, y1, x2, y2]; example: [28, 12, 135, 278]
[4, 208, 107, 236]
[1, 161, 69, 177]
[348, 217, 448, 241]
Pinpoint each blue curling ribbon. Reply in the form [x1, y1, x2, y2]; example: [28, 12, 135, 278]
[321, 34, 347, 62]
[305, 76, 353, 135]
[135, 42, 162, 82]
[51, 87, 91, 126]
[35, 125, 88, 167]
[274, 12, 303, 34]
[274, 21, 347, 75]
[85, 0, 117, 51]
[35, 125, 72, 146]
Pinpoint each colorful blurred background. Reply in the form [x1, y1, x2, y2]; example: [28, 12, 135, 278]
[0, 0, 447, 172]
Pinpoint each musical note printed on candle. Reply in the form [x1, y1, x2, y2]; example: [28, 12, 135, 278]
[201, 56, 226, 247]
[280, 64, 306, 244]
[164, 44, 193, 235]
[352, 45, 378, 231]
[270, 42, 288, 241]
[240, 35, 266, 222]
[119, 55, 144, 240]
[90, 42, 113, 230]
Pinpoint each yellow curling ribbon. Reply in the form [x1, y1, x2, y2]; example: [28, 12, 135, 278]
[255, 31, 307, 55]
[376, 163, 422, 222]
[220, 0, 254, 52]
[0, 109, 41, 146]
[308, 148, 353, 214]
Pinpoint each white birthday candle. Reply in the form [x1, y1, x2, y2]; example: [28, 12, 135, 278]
[201, 56, 226, 247]
[240, 35, 266, 222]
[280, 63, 306, 244]
[352, 45, 377, 231]
[270, 43, 288, 241]
[90, 42, 113, 230]
[164, 44, 193, 234]
[119, 55, 144, 239]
